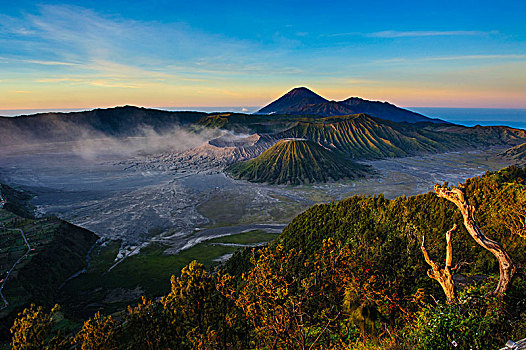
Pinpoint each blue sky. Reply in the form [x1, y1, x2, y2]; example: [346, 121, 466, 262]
[1, 0, 525, 110]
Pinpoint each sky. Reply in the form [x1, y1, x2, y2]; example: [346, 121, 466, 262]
[1, 0, 525, 111]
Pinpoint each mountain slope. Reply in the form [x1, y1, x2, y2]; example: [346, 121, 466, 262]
[225, 139, 370, 185]
[339, 97, 436, 123]
[0, 106, 207, 146]
[428, 124, 526, 146]
[501, 142, 526, 165]
[257, 87, 443, 123]
[278, 114, 526, 160]
[0, 185, 97, 337]
[278, 114, 450, 159]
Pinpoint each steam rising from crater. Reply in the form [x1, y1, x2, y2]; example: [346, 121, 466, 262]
[69, 125, 225, 160]
[0, 115, 228, 160]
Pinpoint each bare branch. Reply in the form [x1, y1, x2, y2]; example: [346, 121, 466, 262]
[421, 224, 458, 304]
[445, 224, 457, 269]
[435, 184, 516, 296]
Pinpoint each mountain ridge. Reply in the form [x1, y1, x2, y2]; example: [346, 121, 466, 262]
[256, 87, 446, 123]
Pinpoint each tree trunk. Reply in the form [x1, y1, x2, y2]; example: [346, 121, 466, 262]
[434, 184, 516, 296]
[421, 224, 458, 304]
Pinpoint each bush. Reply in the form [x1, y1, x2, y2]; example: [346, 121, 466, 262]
[405, 281, 521, 350]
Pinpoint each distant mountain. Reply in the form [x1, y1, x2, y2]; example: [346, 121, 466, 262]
[256, 87, 445, 123]
[257, 87, 328, 115]
[225, 139, 370, 185]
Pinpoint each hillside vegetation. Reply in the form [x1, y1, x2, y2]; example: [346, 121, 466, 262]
[9, 166, 526, 349]
[278, 114, 526, 159]
[226, 139, 370, 185]
[0, 187, 97, 339]
[501, 142, 526, 165]
[279, 114, 446, 159]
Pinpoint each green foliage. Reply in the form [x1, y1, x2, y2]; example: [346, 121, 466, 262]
[405, 278, 526, 350]
[10, 304, 66, 350]
[125, 297, 176, 350]
[11, 222, 98, 306]
[157, 261, 249, 349]
[8, 166, 526, 348]
[0, 210, 97, 339]
[237, 243, 351, 349]
[73, 312, 120, 350]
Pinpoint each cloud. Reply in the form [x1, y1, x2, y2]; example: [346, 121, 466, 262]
[368, 30, 491, 38]
[23, 59, 79, 66]
[69, 125, 223, 160]
[35, 78, 85, 83]
[375, 54, 526, 64]
[420, 54, 526, 61]
[325, 32, 361, 38]
[0, 4, 292, 81]
[325, 30, 492, 38]
[0, 113, 228, 160]
[88, 80, 139, 89]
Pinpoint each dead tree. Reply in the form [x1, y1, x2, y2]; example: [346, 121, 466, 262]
[421, 224, 458, 304]
[434, 184, 516, 296]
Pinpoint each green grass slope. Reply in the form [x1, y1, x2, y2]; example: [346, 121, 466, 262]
[278, 114, 526, 159]
[226, 139, 370, 185]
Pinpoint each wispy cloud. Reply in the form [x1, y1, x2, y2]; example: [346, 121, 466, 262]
[1, 4, 524, 109]
[420, 54, 526, 61]
[368, 30, 492, 38]
[325, 30, 492, 38]
[376, 54, 526, 64]
[88, 80, 139, 89]
[35, 78, 85, 83]
[24, 59, 79, 66]
[0, 4, 296, 85]
[325, 32, 361, 38]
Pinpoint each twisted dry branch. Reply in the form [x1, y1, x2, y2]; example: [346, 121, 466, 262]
[434, 184, 516, 296]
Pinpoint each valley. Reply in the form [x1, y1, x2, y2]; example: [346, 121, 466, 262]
[0, 139, 511, 253]
[2, 144, 514, 322]
[0, 139, 512, 318]
[2, 0, 524, 345]
[0, 93, 524, 334]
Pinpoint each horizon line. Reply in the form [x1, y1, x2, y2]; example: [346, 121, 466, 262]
[2, 105, 526, 115]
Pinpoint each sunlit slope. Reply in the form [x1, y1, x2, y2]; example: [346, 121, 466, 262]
[501, 142, 526, 165]
[226, 139, 369, 185]
[277, 114, 447, 158]
[430, 124, 526, 146]
[278, 114, 526, 159]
